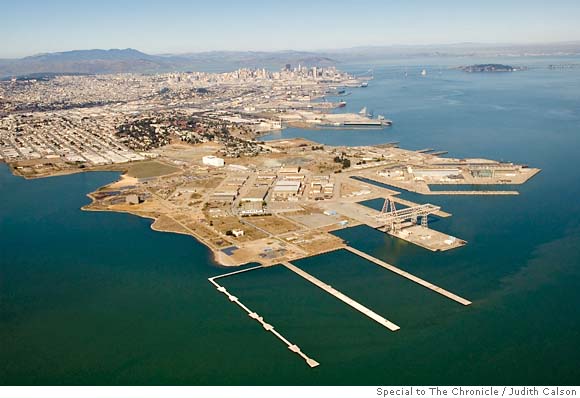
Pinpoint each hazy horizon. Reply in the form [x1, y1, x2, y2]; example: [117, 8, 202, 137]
[2, 0, 580, 58]
[2, 39, 580, 60]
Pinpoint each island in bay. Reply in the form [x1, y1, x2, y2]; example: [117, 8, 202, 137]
[460, 63, 526, 72]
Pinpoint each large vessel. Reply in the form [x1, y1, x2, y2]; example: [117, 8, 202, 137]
[342, 119, 392, 127]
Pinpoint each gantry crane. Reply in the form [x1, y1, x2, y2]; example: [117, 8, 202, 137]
[378, 197, 441, 233]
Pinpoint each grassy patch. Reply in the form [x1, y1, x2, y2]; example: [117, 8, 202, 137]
[126, 161, 180, 178]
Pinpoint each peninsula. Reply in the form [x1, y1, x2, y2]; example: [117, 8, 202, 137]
[0, 65, 539, 267]
[0, 65, 541, 368]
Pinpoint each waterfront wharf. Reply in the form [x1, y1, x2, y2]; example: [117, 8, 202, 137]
[210, 264, 265, 280]
[344, 246, 472, 306]
[424, 190, 519, 195]
[281, 261, 401, 331]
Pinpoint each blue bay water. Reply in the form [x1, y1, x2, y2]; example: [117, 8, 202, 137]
[1, 58, 580, 385]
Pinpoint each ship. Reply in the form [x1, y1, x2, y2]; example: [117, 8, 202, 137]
[342, 120, 383, 127]
[360, 82, 368, 87]
[338, 100, 346, 107]
[341, 119, 392, 127]
[421, 69, 427, 76]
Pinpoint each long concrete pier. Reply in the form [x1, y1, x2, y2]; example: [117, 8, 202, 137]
[282, 261, 401, 331]
[211, 264, 265, 280]
[424, 190, 519, 195]
[344, 246, 472, 306]
[208, 276, 320, 368]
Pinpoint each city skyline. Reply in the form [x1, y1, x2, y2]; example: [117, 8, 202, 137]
[2, 0, 580, 58]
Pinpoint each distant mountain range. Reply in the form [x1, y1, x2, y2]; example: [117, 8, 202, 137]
[0, 48, 337, 78]
[1, 42, 580, 78]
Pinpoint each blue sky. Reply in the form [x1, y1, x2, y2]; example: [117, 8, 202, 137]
[2, 0, 580, 58]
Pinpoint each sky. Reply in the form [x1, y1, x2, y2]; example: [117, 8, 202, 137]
[2, 0, 580, 58]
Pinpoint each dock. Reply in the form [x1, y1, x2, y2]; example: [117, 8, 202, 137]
[209, 268, 320, 368]
[282, 261, 401, 331]
[211, 264, 266, 280]
[374, 141, 399, 148]
[344, 246, 471, 306]
[381, 225, 467, 252]
[423, 190, 519, 195]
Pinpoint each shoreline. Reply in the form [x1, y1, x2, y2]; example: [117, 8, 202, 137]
[4, 135, 541, 269]
[82, 186, 231, 267]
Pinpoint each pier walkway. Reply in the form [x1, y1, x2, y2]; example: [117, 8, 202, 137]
[344, 246, 472, 306]
[210, 264, 265, 280]
[423, 190, 519, 195]
[282, 261, 401, 331]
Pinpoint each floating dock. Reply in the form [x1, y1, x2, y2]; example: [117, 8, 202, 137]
[282, 261, 400, 331]
[344, 246, 472, 306]
[209, 267, 320, 368]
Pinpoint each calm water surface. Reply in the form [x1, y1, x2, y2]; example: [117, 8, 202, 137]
[1, 58, 580, 385]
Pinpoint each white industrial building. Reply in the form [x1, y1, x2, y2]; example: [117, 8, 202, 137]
[411, 168, 461, 179]
[240, 187, 269, 202]
[272, 179, 301, 199]
[202, 155, 225, 167]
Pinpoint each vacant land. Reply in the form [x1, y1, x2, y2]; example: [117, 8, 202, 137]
[243, 215, 302, 235]
[126, 161, 181, 178]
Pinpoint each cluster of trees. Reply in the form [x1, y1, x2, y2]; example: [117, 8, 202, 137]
[116, 118, 171, 150]
[116, 113, 264, 156]
[333, 152, 351, 169]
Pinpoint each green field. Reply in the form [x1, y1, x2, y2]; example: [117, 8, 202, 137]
[126, 161, 180, 178]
